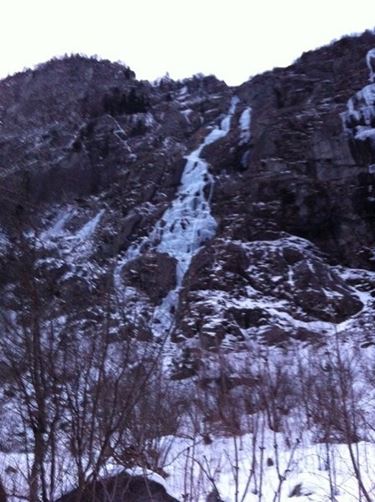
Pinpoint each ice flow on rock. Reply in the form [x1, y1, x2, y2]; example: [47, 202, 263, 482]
[367, 48, 375, 82]
[343, 49, 375, 173]
[154, 96, 239, 284]
[114, 97, 240, 333]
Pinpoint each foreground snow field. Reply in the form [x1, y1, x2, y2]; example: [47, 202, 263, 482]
[3, 427, 375, 501]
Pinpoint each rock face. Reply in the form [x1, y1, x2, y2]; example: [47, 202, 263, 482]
[122, 252, 177, 305]
[211, 31, 375, 269]
[2, 33, 375, 376]
[174, 236, 363, 350]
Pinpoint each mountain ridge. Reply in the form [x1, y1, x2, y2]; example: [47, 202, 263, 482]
[2, 29, 375, 502]
[2, 31, 375, 360]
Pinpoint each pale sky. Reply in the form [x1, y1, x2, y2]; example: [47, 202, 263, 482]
[1, 0, 374, 85]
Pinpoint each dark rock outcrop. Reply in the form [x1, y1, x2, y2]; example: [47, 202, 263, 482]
[0, 481, 6, 502]
[56, 472, 178, 502]
[122, 252, 177, 305]
[174, 235, 364, 352]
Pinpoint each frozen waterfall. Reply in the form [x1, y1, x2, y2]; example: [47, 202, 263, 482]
[153, 96, 239, 284]
[114, 97, 239, 334]
[342, 49, 375, 174]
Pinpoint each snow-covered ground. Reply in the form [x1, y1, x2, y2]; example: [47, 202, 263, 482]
[154, 337, 375, 501]
[4, 417, 375, 501]
[156, 431, 375, 501]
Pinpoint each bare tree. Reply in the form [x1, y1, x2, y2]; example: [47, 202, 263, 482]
[0, 228, 181, 501]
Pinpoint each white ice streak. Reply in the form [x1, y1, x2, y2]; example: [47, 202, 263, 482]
[344, 47, 375, 124]
[178, 85, 188, 98]
[343, 51, 375, 176]
[343, 56, 375, 174]
[40, 208, 105, 261]
[0, 227, 9, 252]
[41, 208, 75, 240]
[345, 84, 375, 133]
[239, 107, 252, 144]
[74, 209, 105, 241]
[355, 126, 375, 141]
[40, 207, 105, 243]
[343, 86, 375, 177]
[366, 48, 375, 82]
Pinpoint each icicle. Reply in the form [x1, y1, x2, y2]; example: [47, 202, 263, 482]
[366, 48, 375, 83]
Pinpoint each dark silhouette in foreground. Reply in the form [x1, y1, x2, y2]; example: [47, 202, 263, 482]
[56, 472, 179, 502]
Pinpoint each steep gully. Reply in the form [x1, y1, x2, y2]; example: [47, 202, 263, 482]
[114, 97, 243, 339]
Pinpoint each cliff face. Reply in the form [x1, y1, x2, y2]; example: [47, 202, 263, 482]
[2, 32, 375, 377]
